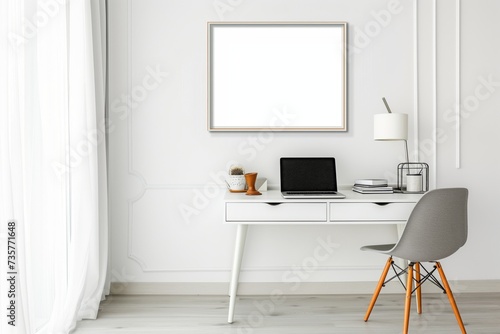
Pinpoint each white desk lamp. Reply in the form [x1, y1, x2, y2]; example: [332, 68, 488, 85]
[374, 98, 428, 193]
[373, 97, 409, 165]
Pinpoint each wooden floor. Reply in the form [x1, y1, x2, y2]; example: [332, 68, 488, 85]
[74, 293, 500, 333]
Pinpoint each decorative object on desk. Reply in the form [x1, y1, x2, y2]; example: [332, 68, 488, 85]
[226, 164, 246, 192]
[353, 178, 393, 194]
[354, 179, 388, 187]
[244, 172, 262, 195]
[255, 178, 268, 192]
[406, 174, 422, 192]
[229, 164, 245, 175]
[397, 162, 429, 193]
[353, 186, 393, 194]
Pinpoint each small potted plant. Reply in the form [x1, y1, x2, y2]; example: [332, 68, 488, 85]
[226, 164, 246, 192]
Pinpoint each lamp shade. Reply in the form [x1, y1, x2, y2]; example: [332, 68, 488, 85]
[374, 113, 408, 140]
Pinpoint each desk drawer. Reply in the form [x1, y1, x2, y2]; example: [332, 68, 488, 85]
[330, 202, 414, 221]
[226, 202, 327, 222]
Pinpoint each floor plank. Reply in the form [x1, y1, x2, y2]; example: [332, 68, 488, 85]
[73, 293, 500, 333]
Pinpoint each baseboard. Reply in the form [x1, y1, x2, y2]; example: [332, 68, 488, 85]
[110, 280, 500, 295]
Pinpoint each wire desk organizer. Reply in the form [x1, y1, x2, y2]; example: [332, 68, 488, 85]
[397, 162, 429, 193]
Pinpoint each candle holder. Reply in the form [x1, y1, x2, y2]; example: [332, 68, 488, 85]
[245, 172, 261, 196]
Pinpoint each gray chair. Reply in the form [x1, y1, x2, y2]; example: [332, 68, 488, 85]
[361, 188, 468, 334]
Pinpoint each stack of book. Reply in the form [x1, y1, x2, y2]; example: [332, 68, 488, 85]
[352, 179, 393, 194]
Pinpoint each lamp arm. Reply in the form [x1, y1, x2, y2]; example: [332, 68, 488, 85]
[404, 139, 410, 174]
[404, 140, 409, 164]
[382, 97, 393, 113]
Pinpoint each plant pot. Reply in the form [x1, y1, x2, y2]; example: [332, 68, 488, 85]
[226, 175, 246, 191]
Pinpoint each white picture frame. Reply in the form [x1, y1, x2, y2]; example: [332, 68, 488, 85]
[207, 22, 347, 131]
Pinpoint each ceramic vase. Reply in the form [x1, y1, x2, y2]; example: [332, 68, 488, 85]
[244, 172, 261, 196]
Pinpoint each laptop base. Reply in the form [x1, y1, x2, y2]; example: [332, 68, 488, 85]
[281, 191, 346, 199]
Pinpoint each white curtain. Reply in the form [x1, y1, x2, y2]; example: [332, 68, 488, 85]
[0, 1, 109, 333]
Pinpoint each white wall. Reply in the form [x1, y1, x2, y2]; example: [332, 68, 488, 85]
[434, 0, 500, 281]
[107, 0, 500, 289]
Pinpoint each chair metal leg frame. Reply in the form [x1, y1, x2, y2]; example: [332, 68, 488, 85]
[365, 260, 467, 334]
[389, 261, 410, 289]
[365, 257, 412, 322]
[418, 262, 446, 292]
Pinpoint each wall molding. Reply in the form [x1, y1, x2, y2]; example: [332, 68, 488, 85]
[111, 280, 500, 295]
[124, 0, 200, 270]
[113, 264, 383, 274]
[121, 0, 442, 275]
[455, 0, 461, 168]
[413, 0, 419, 161]
[433, 0, 438, 188]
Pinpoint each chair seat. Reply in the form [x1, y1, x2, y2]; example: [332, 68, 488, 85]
[360, 243, 396, 253]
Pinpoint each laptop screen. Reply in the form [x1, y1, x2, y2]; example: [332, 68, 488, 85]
[280, 157, 338, 192]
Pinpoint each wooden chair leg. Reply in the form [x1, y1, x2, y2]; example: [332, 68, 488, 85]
[403, 263, 414, 334]
[415, 262, 422, 314]
[435, 262, 467, 334]
[364, 257, 393, 322]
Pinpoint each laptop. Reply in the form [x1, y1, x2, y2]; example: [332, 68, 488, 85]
[280, 157, 345, 199]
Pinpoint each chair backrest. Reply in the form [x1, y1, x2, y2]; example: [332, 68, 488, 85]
[390, 188, 468, 262]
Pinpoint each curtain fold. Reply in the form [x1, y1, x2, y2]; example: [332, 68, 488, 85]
[1, 1, 34, 333]
[1, 1, 109, 333]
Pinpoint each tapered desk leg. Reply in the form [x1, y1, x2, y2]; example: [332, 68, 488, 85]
[228, 224, 248, 324]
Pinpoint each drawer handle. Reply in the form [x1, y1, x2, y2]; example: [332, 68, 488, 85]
[374, 202, 390, 206]
[266, 202, 283, 206]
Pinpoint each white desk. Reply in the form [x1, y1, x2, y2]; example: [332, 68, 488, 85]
[224, 189, 423, 323]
